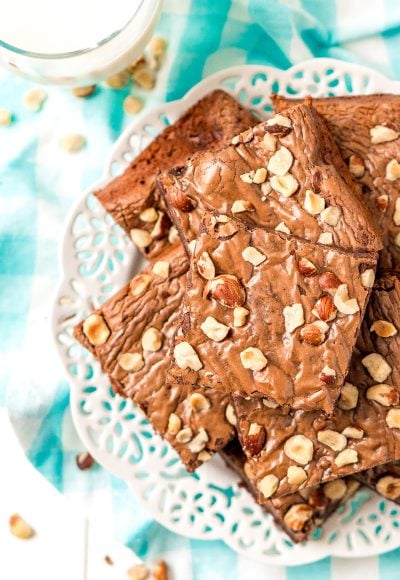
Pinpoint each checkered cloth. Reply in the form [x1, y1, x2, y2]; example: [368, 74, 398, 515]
[2, 0, 400, 577]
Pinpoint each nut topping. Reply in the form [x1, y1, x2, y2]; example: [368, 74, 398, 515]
[386, 408, 400, 429]
[318, 232, 333, 245]
[275, 221, 291, 234]
[376, 476, 400, 500]
[240, 347, 268, 371]
[284, 434, 314, 465]
[370, 320, 397, 337]
[139, 207, 158, 222]
[266, 114, 292, 130]
[130, 228, 152, 248]
[244, 423, 266, 455]
[317, 429, 347, 452]
[141, 327, 163, 352]
[394, 198, 400, 226]
[83, 314, 111, 346]
[262, 398, 279, 409]
[361, 268, 375, 288]
[270, 173, 299, 197]
[167, 188, 195, 212]
[9, 514, 34, 540]
[187, 427, 209, 453]
[240, 170, 255, 183]
[334, 449, 358, 468]
[298, 257, 317, 277]
[341, 427, 364, 439]
[299, 322, 328, 346]
[231, 199, 256, 213]
[198, 450, 212, 462]
[206, 275, 246, 308]
[188, 240, 196, 255]
[333, 284, 360, 315]
[127, 564, 149, 580]
[200, 316, 230, 342]
[303, 190, 325, 215]
[150, 211, 169, 240]
[287, 466, 307, 485]
[168, 226, 180, 244]
[283, 504, 314, 532]
[197, 252, 215, 280]
[376, 194, 389, 212]
[152, 260, 170, 279]
[233, 306, 249, 327]
[241, 246, 266, 266]
[348, 154, 365, 178]
[188, 393, 211, 412]
[130, 273, 152, 297]
[320, 206, 341, 226]
[262, 133, 277, 151]
[361, 353, 392, 382]
[253, 168, 268, 184]
[386, 159, 400, 181]
[313, 295, 337, 321]
[225, 403, 237, 426]
[370, 124, 399, 144]
[174, 342, 203, 371]
[167, 413, 182, 435]
[267, 146, 293, 176]
[319, 272, 341, 294]
[323, 479, 347, 501]
[257, 474, 279, 498]
[319, 365, 336, 385]
[366, 384, 399, 407]
[396, 232, 400, 248]
[283, 303, 305, 333]
[119, 352, 144, 372]
[76, 452, 95, 470]
[176, 427, 193, 444]
[338, 382, 359, 410]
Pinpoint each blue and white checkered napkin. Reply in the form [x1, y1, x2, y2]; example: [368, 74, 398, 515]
[2, 0, 400, 577]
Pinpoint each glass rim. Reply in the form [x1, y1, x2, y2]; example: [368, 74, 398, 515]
[0, 0, 145, 60]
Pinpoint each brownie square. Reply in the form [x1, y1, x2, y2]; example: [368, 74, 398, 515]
[221, 439, 360, 543]
[169, 212, 375, 414]
[158, 102, 381, 255]
[273, 94, 400, 270]
[74, 244, 234, 471]
[233, 272, 400, 499]
[95, 90, 257, 260]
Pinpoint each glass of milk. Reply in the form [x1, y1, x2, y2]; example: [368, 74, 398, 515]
[0, 0, 162, 85]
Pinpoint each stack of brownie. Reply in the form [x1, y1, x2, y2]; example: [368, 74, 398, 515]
[74, 89, 400, 542]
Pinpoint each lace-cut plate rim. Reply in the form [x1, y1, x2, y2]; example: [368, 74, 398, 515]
[52, 59, 400, 566]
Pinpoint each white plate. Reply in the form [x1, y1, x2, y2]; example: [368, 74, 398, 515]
[52, 59, 400, 566]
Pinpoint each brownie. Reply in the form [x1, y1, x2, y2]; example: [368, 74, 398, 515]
[355, 462, 400, 504]
[221, 439, 360, 543]
[95, 90, 257, 260]
[233, 272, 400, 499]
[273, 94, 400, 270]
[158, 103, 382, 255]
[73, 244, 235, 471]
[168, 212, 376, 414]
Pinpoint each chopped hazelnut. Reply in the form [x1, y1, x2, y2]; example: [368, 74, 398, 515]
[83, 314, 110, 345]
[283, 434, 314, 465]
[303, 190, 325, 215]
[270, 173, 299, 197]
[370, 320, 397, 338]
[152, 260, 170, 279]
[130, 228, 152, 248]
[287, 465, 307, 485]
[119, 352, 144, 372]
[334, 449, 358, 468]
[141, 327, 163, 352]
[174, 342, 202, 371]
[200, 316, 230, 342]
[338, 382, 359, 410]
[283, 303, 304, 333]
[362, 353, 392, 382]
[240, 347, 267, 372]
[257, 474, 279, 498]
[233, 306, 249, 327]
[241, 246, 266, 266]
[317, 429, 347, 452]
